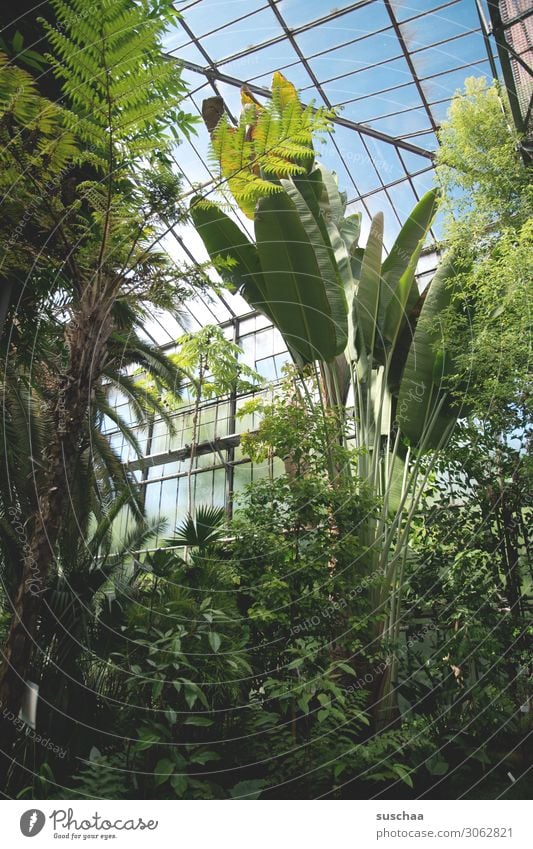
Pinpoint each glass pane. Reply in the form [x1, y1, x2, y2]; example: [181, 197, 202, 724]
[196, 452, 216, 470]
[213, 468, 227, 508]
[214, 402, 230, 437]
[151, 420, 169, 455]
[233, 463, 252, 495]
[239, 334, 256, 366]
[160, 478, 179, 531]
[198, 412, 215, 442]
[176, 476, 189, 527]
[308, 30, 400, 81]
[399, 3, 478, 48]
[201, 7, 282, 61]
[256, 356, 277, 381]
[144, 482, 161, 521]
[255, 328, 274, 359]
[194, 469, 214, 505]
[252, 460, 270, 481]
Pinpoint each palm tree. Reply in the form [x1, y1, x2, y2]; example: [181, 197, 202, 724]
[0, 0, 198, 717]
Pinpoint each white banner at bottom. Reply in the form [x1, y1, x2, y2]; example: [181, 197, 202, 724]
[3, 799, 530, 848]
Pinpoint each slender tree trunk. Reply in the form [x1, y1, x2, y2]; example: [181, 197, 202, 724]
[187, 354, 205, 515]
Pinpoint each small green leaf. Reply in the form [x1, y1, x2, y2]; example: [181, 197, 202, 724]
[230, 779, 266, 799]
[189, 750, 220, 765]
[208, 631, 221, 653]
[184, 683, 198, 709]
[335, 661, 357, 677]
[170, 774, 188, 796]
[297, 694, 311, 714]
[12, 31, 23, 53]
[426, 755, 449, 776]
[183, 716, 214, 727]
[164, 708, 177, 725]
[154, 758, 174, 786]
[392, 763, 414, 788]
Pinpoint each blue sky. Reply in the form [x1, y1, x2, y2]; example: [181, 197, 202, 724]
[138, 0, 500, 343]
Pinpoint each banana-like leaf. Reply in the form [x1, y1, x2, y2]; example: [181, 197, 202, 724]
[255, 192, 347, 362]
[190, 198, 278, 325]
[396, 251, 458, 449]
[286, 173, 351, 363]
[317, 163, 346, 226]
[381, 188, 439, 341]
[190, 198, 261, 294]
[386, 288, 427, 397]
[293, 167, 323, 217]
[382, 245, 422, 356]
[353, 212, 384, 363]
[339, 213, 361, 256]
[292, 169, 354, 300]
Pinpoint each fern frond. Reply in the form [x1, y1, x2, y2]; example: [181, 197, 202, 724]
[208, 71, 331, 217]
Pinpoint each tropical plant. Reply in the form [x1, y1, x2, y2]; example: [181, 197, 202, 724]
[191, 74, 467, 725]
[208, 72, 331, 218]
[435, 77, 532, 239]
[435, 77, 532, 429]
[164, 325, 262, 511]
[13, 442, 415, 800]
[0, 0, 198, 721]
[397, 443, 531, 798]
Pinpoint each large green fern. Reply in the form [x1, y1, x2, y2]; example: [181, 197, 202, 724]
[0, 1, 199, 718]
[209, 72, 332, 218]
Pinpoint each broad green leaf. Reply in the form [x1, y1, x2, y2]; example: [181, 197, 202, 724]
[382, 189, 440, 362]
[382, 243, 423, 355]
[397, 251, 458, 448]
[381, 189, 439, 308]
[183, 681, 198, 709]
[170, 774, 188, 796]
[12, 31, 23, 53]
[283, 178, 348, 354]
[298, 693, 311, 714]
[230, 779, 266, 799]
[350, 247, 364, 282]
[339, 213, 361, 256]
[354, 212, 384, 361]
[426, 754, 449, 776]
[386, 453, 409, 514]
[317, 163, 345, 226]
[335, 661, 357, 677]
[348, 248, 369, 376]
[190, 750, 220, 765]
[324, 216, 354, 298]
[164, 708, 177, 725]
[255, 192, 345, 362]
[392, 763, 414, 788]
[190, 198, 277, 326]
[190, 198, 261, 293]
[292, 166, 323, 217]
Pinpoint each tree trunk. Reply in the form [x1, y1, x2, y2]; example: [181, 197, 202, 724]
[0, 296, 114, 719]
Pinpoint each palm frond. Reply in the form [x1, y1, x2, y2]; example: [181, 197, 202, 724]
[172, 505, 226, 549]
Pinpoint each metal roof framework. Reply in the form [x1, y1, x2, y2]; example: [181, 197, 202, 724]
[140, 0, 505, 346]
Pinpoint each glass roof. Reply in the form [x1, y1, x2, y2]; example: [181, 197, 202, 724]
[142, 0, 501, 345]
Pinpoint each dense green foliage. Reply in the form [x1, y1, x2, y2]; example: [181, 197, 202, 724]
[0, 0, 530, 802]
[0, 0, 201, 727]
